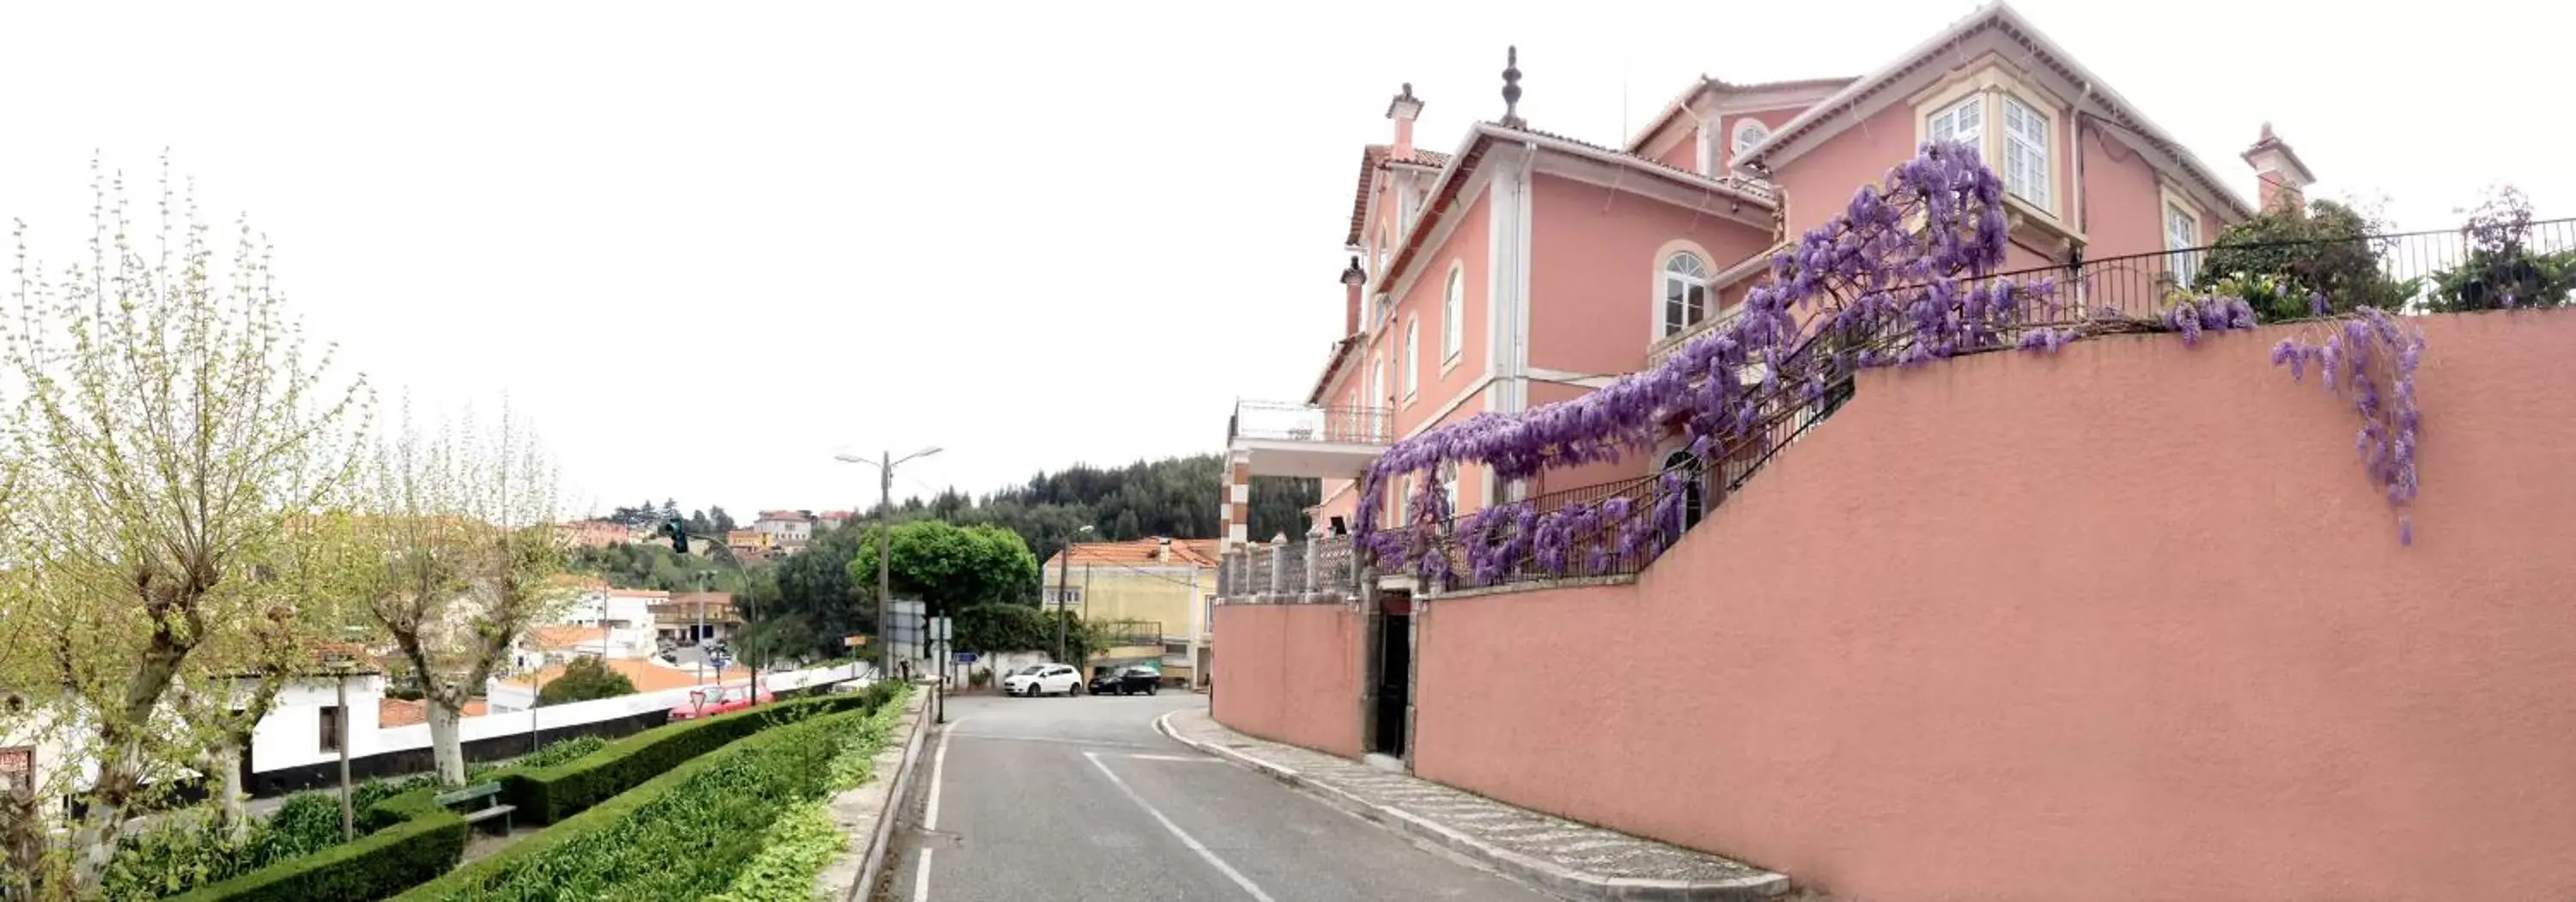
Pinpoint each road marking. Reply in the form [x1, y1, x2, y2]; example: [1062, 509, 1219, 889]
[912, 848, 933, 902]
[914, 719, 959, 902]
[1126, 753, 1223, 763]
[1083, 751, 1278, 902]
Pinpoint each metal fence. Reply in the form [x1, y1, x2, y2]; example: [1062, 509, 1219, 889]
[1992, 216, 2576, 326]
[1229, 400, 1392, 445]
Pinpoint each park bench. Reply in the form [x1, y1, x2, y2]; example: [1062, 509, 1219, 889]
[434, 783, 516, 834]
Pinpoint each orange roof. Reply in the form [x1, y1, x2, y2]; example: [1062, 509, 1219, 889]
[380, 698, 427, 728]
[605, 588, 670, 599]
[500, 657, 707, 695]
[380, 697, 486, 725]
[1046, 537, 1220, 570]
[526, 625, 613, 650]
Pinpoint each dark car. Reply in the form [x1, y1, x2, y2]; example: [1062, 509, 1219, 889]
[1088, 666, 1161, 696]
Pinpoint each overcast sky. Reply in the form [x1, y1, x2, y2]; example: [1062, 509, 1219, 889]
[0, 0, 2557, 519]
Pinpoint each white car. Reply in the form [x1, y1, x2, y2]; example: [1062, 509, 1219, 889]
[1001, 664, 1082, 698]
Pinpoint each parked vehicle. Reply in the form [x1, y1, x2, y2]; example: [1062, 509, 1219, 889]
[1088, 666, 1161, 696]
[669, 685, 773, 721]
[1000, 664, 1081, 698]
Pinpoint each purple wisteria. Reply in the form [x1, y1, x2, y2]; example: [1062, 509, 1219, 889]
[1353, 143, 2290, 589]
[2269, 308, 2427, 545]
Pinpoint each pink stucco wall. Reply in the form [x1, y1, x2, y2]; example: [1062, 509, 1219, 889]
[1210, 603, 1364, 759]
[2077, 123, 2170, 264]
[1389, 193, 1491, 437]
[1528, 174, 1774, 379]
[1649, 121, 1698, 172]
[1772, 103, 1919, 241]
[1413, 311, 2576, 901]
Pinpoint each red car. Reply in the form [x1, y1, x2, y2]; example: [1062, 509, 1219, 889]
[669, 685, 773, 721]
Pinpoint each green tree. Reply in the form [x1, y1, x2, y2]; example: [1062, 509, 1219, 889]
[2194, 198, 2417, 320]
[845, 521, 1042, 613]
[537, 656, 637, 707]
[709, 505, 738, 533]
[1, 159, 371, 894]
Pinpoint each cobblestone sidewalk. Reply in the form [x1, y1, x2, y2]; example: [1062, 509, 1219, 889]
[1157, 703, 1786, 901]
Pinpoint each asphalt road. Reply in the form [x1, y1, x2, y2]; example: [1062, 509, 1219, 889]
[879, 690, 1554, 902]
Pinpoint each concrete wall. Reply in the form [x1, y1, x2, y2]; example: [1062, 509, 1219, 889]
[1409, 311, 2576, 901]
[1210, 603, 1365, 759]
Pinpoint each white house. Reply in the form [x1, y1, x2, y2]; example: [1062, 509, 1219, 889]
[751, 510, 813, 545]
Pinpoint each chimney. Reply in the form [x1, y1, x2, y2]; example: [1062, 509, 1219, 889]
[1155, 536, 1171, 563]
[2241, 122, 2316, 216]
[1386, 83, 1422, 161]
[1340, 256, 1367, 335]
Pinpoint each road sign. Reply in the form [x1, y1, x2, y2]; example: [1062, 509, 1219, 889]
[954, 651, 977, 664]
[843, 635, 869, 647]
[930, 617, 952, 643]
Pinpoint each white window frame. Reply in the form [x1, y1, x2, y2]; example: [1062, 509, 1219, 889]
[1397, 474, 1413, 523]
[1375, 231, 1391, 281]
[1402, 318, 1419, 403]
[1661, 252, 1713, 338]
[1927, 95, 1982, 149]
[2001, 96, 2050, 210]
[2161, 184, 2208, 289]
[1439, 462, 1460, 513]
[1441, 265, 1463, 363]
[1732, 119, 1770, 155]
[1369, 354, 1385, 407]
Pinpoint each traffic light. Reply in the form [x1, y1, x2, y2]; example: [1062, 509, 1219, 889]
[665, 517, 689, 554]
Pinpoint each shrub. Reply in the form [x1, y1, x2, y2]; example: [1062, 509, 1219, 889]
[2194, 198, 2417, 319]
[399, 694, 901, 900]
[2423, 187, 2576, 312]
[163, 809, 465, 902]
[513, 734, 606, 771]
[535, 657, 637, 707]
[501, 688, 890, 824]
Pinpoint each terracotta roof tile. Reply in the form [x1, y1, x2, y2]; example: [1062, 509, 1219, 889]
[526, 625, 612, 650]
[1344, 144, 1389, 247]
[500, 657, 709, 695]
[379, 698, 427, 728]
[1045, 537, 1222, 571]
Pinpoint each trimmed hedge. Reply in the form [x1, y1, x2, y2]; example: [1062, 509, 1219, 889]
[161, 808, 465, 902]
[501, 684, 896, 825]
[395, 690, 904, 900]
[161, 682, 895, 902]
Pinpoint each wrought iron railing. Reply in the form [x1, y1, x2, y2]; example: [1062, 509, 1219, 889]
[1228, 400, 1392, 445]
[1984, 216, 2576, 330]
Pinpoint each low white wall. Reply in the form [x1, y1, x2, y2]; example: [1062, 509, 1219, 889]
[248, 664, 869, 774]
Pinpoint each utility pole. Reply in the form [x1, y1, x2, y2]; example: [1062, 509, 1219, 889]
[877, 450, 894, 681]
[1054, 538, 1072, 661]
[835, 447, 942, 683]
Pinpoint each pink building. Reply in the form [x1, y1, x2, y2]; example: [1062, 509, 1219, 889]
[1217, 1, 2311, 552]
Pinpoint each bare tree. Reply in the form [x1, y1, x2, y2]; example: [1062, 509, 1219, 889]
[355, 402, 571, 785]
[1, 158, 368, 894]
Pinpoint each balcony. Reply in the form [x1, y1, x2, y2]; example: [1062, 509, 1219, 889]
[1225, 400, 1390, 479]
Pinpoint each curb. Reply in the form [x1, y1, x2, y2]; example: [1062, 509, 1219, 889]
[1153, 710, 1789, 902]
[847, 687, 933, 901]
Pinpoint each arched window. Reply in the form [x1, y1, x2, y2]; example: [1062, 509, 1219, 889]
[1662, 449, 1705, 531]
[1732, 120, 1770, 154]
[1661, 253, 1711, 338]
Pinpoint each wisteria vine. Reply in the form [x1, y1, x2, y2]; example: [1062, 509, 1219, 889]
[2269, 308, 2427, 544]
[1353, 143, 2414, 591]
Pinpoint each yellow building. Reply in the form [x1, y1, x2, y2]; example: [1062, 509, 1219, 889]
[1042, 537, 1220, 686]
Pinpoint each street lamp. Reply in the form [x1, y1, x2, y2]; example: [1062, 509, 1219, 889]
[1055, 524, 1093, 662]
[834, 446, 942, 681]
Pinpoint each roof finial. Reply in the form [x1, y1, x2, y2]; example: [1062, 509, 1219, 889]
[1340, 256, 1366, 285]
[1500, 46, 1526, 129]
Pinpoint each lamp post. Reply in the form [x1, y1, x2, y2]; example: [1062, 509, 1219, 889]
[1055, 524, 1093, 662]
[835, 446, 942, 680]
